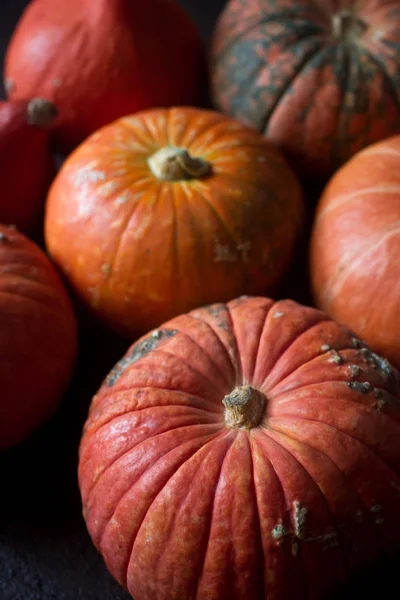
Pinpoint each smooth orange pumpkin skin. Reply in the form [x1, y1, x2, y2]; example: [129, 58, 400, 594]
[79, 295, 400, 600]
[4, 0, 205, 151]
[0, 225, 78, 451]
[310, 135, 400, 368]
[44, 107, 304, 338]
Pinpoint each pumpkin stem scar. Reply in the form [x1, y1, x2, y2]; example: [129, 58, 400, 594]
[26, 98, 58, 128]
[148, 146, 211, 181]
[332, 9, 367, 41]
[222, 385, 266, 430]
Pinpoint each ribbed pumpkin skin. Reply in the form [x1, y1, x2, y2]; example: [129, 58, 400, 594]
[44, 107, 304, 337]
[4, 0, 205, 150]
[211, 0, 400, 181]
[79, 295, 400, 600]
[310, 135, 400, 369]
[0, 225, 78, 451]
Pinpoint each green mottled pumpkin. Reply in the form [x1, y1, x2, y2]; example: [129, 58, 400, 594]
[211, 0, 400, 182]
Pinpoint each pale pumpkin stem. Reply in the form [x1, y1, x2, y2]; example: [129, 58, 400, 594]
[332, 9, 367, 40]
[26, 98, 58, 128]
[222, 385, 266, 430]
[148, 146, 211, 181]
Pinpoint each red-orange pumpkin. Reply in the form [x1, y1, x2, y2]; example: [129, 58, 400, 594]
[0, 225, 78, 451]
[79, 295, 400, 600]
[4, 0, 205, 151]
[0, 97, 57, 234]
[44, 107, 304, 338]
[210, 0, 400, 182]
[310, 134, 400, 369]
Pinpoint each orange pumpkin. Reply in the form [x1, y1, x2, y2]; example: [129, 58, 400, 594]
[5, 0, 205, 151]
[0, 224, 77, 451]
[44, 107, 304, 337]
[79, 295, 400, 600]
[310, 135, 400, 367]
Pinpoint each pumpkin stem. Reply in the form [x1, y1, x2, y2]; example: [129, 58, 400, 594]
[148, 146, 211, 181]
[222, 385, 266, 430]
[332, 10, 367, 40]
[27, 98, 58, 128]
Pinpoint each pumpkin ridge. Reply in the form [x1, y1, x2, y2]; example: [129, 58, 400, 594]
[361, 46, 400, 112]
[103, 184, 163, 300]
[125, 430, 235, 589]
[185, 433, 242, 599]
[194, 185, 242, 260]
[226, 303, 245, 385]
[319, 223, 400, 309]
[315, 185, 400, 224]
[250, 432, 309, 595]
[172, 327, 233, 390]
[260, 43, 327, 134]
[259, 317, 330, 390]
[267, 416, 400, 552]
[265, 425, 365, 572]
[274, 414, 400, 487]
[254, 434, 312, 595]
[184, 310, 240, 382]
[246, 302, 274, 384]
[88, 408, 221, 445]
[273, 380, 398, 410]
[213, 10, 324, 64]
[331, 43, 354, 164]
[0, 287, 71, 319]
[95, 432, 227, 587]
[86, 427, 224, 518]
[246, 434, 266, 597]
[151, 347, 227, 398]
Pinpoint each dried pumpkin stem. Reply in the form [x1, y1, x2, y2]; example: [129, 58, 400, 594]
[223, 385, 266, 430]
[27, 98, 58, 128]
[332, 9, 367, 40]
[148, 146, 211, 181]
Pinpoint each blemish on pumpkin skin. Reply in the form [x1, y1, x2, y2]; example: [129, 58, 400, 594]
[101, 263, 112, 275]
[105, 328, 178, 386]
[348, 364, 362, 379]
[347, 381, 371, 394]
[273, 311, 284, 318]
[4, 79, 14, 93]
[292, 501, 307, 540]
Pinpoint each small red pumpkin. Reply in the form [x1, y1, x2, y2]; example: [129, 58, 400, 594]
[0, 225, 78, 451]
[4, 0, 205, 151]
[79, 295, 400, 600]
[310, 134, 400, 369]
[44, 107, 304, 338]
[210, 0, 400, 182]
[0, 97, 57, 234]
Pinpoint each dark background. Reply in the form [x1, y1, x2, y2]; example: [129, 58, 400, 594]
[0, 2, 227, 600]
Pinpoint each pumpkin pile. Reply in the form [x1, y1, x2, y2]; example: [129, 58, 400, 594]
[1, 0, 400, 599]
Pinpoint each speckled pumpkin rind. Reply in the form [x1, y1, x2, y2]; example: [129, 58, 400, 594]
[211, 0, 400, 181]
[79, 295, 400, 600]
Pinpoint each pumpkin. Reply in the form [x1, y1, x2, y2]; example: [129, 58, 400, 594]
[0, 97, 57, 235]
[210, 0, 400, 182]
[78, 295, 400, 600]
[4, 0, 205, 151]
[0, 225, 78, 451]
[310, 134, 400, 369]
[44, 107, 304, 338]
